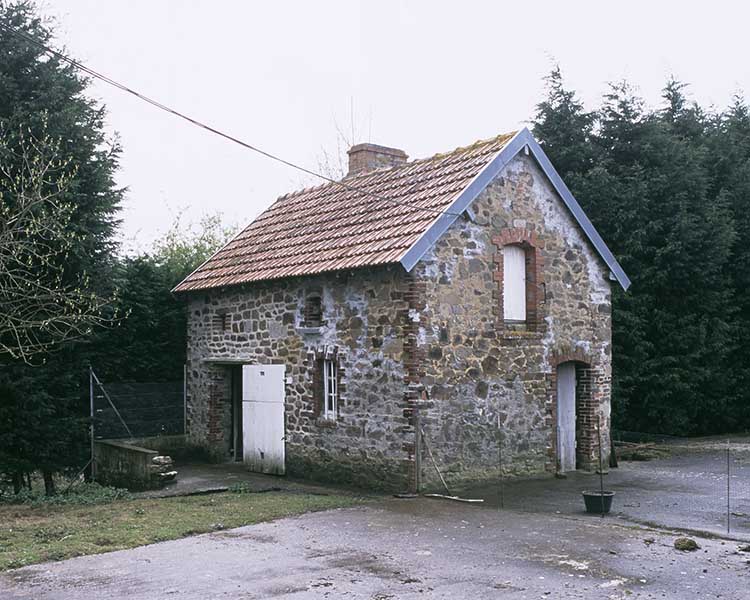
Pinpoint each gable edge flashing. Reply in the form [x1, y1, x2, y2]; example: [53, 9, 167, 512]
[399, 128, 631, 291]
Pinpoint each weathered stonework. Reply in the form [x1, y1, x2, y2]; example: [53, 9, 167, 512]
[413, 154, 612, 486]
[184, 153, 613, 491]
[186, 265, 417, 490]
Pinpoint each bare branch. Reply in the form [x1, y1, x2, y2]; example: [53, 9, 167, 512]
[0, 120, 115, 363]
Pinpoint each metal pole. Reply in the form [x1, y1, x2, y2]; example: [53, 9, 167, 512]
[597, 418, 604, 518]
[727, 441, 731, 535]
[89, 366, 96, 480]
[414, 401, 421, 494]
[183, 362, 188, 435]
[498, 413, 504, 509]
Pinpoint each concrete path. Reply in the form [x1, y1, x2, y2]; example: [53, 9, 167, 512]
[463, 441, 750, 541]
[2, 440, 749, 598]
[135, 462, 340, 499]
[2, 499, 749, 599]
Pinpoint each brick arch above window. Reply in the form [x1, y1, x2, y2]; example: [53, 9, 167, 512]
[491, 228, 545, 333]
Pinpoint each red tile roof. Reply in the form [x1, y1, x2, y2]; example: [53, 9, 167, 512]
[173, 132, 516, 292]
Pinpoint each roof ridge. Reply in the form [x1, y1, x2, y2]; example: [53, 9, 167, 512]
[275, 131, 517, 202]
[422, 131, 518, 162]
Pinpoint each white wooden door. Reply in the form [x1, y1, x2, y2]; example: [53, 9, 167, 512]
[557, 362, 576, 472]
[242, 364, 286, 475]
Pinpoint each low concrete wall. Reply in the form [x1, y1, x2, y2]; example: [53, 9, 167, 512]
[124, 435, 187, 455]
[94, 440, 170, 490]
[106, 434, 215, 463]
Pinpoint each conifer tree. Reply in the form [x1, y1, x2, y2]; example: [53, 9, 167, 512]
[0, 1, 122, 492]
[533, 72, 738, 435]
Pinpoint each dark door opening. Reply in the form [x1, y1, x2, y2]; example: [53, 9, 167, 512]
[230, 365, 243, 461]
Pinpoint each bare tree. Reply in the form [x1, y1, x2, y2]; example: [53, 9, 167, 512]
[316, 119, 356, 181]
[315, 100, 371, 181]
[0, 124, 112, 362]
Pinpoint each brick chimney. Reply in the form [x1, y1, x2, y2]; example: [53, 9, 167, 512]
[347, 143, 408, 177]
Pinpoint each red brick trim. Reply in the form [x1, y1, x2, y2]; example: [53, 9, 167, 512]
[491, 228, 545, 333]
[546, 349, 601, 473]
[401, 273, 427, 492]
[206, 364, 228, 444]
[549, 347, 590, 367]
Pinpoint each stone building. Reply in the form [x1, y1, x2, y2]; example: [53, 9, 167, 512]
[174, 129, 630, 491]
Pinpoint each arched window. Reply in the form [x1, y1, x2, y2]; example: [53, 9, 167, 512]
[503, 244, 526, 322]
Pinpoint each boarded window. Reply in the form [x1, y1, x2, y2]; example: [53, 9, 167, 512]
[503, 245, 527, 321]
[303, 294, 323, 327]
[215, 312, 231, 332]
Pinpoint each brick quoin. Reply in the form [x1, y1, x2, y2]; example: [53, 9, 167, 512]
[547, 348, 606, 472]
[491, 228, 545, 333]
[206, 366, 226, 445]
[401, 274, 427, 492]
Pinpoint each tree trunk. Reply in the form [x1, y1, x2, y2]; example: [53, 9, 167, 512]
[609, 437, 619, 469]
[12, 471, 23, 494]
[42, 470, 56, 496]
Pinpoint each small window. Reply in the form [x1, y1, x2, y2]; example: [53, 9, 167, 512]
[303, 294, 323, 327]
[503, 245, 527, 321]
[216, 312, 231, 332]
[322, 359, 337, 419]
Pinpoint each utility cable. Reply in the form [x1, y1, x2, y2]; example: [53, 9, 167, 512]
[0, 22, 462, 217]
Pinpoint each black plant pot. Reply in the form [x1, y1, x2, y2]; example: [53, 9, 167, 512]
[582, 490, 615, 514]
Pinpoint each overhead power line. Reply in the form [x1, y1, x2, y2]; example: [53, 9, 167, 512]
[0, 22, 461, 218]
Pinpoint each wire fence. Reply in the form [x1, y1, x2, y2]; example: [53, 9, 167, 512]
[90, 367, 185, 440]
[609, 431, 750, 537]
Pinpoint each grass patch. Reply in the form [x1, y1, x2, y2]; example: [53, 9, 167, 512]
[0, 490, 362, 570]
[0, 482, 131, 508]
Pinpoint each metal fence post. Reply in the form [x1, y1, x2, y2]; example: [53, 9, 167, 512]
[183, 362, 188, 435]
[89, 366, 96, 480]
[727, 441, 731, 535]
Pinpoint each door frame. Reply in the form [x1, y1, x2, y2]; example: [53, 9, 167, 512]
[230, 365, 243, 462]
[556, 361, 577, 473]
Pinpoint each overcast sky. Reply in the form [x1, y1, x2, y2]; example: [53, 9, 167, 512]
[42, 0, 750, 253]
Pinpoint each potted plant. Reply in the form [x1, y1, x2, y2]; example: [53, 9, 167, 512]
[583, 420, 615, 515]
[582, 489, 615, 514]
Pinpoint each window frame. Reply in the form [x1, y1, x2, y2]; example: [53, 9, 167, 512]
[503, 243, 527, 323]
[322, 358, 338, 419]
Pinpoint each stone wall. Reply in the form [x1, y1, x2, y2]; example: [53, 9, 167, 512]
[185, 265, 415, 490]
[184, 153, 613, 491]
[413, 154, 612, 487]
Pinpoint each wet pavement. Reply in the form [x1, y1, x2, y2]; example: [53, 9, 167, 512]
[462, 439, 750, 541]
[135, 462, 341, 499]
[1, 440, 749, 599]
[2, 499, 749, 599]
